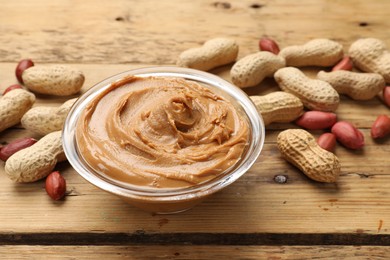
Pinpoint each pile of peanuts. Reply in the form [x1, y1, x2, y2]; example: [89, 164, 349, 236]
[1, 36, 390, 200]
[0, 60, 85, 200]
[177, 37, 390, 183]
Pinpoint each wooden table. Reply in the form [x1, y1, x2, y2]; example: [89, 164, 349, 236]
[1, 0, 390, 258]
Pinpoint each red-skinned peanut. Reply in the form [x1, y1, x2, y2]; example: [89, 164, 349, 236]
[259, 37, 280, 55]
[3, 84, 23, 95]
[295, 111, 337, 130]
[317, 132, 337, 152]
[371, 115, 390, 139]
[331, 121, 364, 149]
[45, 171, 66, 201]
[0, 137, 37, 161]
[331, 56, 353, 71]
[383, 86, 390, 107]
[15, 59, 34, 84]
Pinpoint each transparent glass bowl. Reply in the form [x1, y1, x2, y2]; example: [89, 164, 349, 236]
[62, 66, 265, 214]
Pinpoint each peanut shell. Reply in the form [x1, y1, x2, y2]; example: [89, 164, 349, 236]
[5, 131, 66, 183]
[277, 129, 341, 183]
[274, 67, 339, 112]
[279, 39, 343, 67]
[0, 89, 35, 133]
[21, 98, 77, 136]
[349, 38, 390, 83]
[22, 65, 85, 96]
[176, 38, 238, 71]
[250, 91, 303, 126]
[317, 70, 385, 100]
[231, 51, 285, 88]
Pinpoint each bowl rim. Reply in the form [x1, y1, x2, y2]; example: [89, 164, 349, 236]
[62, 66, 265, 202]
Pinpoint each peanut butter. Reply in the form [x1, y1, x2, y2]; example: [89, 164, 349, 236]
[76, 76, 249, 189]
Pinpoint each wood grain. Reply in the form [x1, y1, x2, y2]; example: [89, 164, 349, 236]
[1, 0, 390, 64]
[1, 60, 390, 237]
[0, 245, 389, 259]
[1, 0, 390, 254]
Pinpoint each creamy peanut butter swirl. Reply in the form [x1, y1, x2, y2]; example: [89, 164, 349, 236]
[76, 76, 249, 189]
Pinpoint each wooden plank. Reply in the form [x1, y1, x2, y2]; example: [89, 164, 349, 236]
[0, 245, 389, 259]
[1, 0, 390, 246]
[0, 0, 390, 64]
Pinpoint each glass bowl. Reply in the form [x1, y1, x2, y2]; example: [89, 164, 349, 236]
[62, 66, 265, 214]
